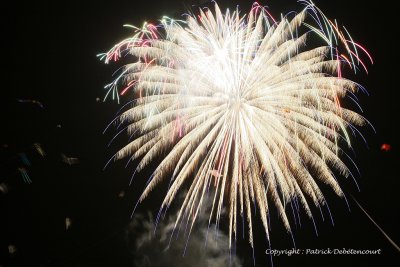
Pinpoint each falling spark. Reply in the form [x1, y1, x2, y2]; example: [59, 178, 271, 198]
[101, 1, 372, 248]
[61, 153, 79, 165]
[33, 143, 46, 157]
[8, 244, 17, 255]
[16, 99, 44, 108]
[18, 153, 31, 166]
[18, 167, 32, 184]
[0, 183, 9, 194]
[65, 217, 72, 231]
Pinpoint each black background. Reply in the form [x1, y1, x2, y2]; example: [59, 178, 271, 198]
[2, 0, 399, 266]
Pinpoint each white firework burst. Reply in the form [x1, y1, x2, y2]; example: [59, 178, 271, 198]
[100, 1, 372, 248]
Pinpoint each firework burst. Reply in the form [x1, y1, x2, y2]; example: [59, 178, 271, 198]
[100, 1, 372, 248]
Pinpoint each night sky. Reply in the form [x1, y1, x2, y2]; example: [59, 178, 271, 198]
[3, 0, 399, 266]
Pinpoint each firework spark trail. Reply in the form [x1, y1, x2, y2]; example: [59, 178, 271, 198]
[100, 1, 372, 248]
[351, 195, 400, 252]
